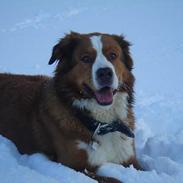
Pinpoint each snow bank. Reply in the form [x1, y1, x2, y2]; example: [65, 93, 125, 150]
[0, 94, 183, 183]
[127, 132, 183, 183]
[0, 135, 96, 183]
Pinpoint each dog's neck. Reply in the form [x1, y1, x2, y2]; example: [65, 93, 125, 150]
[72, 92, 129, 124]
[73, 108, 134, 138]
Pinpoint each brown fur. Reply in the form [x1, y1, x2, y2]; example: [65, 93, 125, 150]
[0, 32, 140, 183]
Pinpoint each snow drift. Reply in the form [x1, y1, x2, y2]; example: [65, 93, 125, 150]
[0, 93, 183, 183]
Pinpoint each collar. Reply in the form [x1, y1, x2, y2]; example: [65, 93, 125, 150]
[74, 109, 134, 138]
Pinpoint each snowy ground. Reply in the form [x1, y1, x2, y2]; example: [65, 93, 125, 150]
[1, 94, 183, 183]
[0, 1, 183, 183]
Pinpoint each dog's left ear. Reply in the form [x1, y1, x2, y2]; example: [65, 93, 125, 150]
[48, 32, 81, 65]
[112, 35, 133, 71]
[49, 44, 61, 65]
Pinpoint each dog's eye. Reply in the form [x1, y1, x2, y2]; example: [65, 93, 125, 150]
[81, 55, 93, 63]
[109, 52, 117, 61]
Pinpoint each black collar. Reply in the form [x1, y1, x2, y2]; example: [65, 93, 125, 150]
[74, 109, 134, 138]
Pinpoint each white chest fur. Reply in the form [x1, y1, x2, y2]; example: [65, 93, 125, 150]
[73, 92, 129, 123]
[74, 92, 134, 166]
[78, 132, 134, 166]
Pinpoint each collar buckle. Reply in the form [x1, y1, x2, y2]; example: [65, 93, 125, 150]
[92, 123, 101, 138]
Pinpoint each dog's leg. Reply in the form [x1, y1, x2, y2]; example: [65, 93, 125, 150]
[130, 158, 143, 170]
[83, 170, 122, 183]
[123, 157, 143, 171]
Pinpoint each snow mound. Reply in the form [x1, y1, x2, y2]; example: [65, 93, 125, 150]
[0, 94, 183, 183]
[1, 131, 183, 183]
[98, 133, 183, 183]
[0, 135, 96, 183]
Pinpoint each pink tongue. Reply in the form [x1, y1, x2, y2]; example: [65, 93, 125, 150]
[94, 88, 113, 105]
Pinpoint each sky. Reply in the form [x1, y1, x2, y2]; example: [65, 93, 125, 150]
[0, 0, 183, 95]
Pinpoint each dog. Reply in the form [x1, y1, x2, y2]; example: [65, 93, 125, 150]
[0, 32, 141, 182]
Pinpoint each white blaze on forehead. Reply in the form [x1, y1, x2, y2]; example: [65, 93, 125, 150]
[90, 35, 118, 90]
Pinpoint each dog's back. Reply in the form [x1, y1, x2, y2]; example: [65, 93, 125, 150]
[0, 73, 48, 153]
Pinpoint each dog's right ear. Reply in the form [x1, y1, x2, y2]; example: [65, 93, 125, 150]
[48, 32, 81, 65]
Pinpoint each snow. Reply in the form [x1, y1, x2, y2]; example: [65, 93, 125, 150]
[0, 1, 183, 183]
[0, 135, 96, 183]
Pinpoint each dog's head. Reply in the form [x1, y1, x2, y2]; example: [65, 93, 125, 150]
[49, 32, 134, 107]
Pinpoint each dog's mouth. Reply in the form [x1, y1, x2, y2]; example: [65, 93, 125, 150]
[83, 84, 117, 106]
[94, 87, 116, 106]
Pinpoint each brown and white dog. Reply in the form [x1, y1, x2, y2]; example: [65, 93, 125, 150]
[0, 32, 140, 182]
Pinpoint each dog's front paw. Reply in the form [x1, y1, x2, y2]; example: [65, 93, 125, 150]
[84, 170, 122, 183]
[96, 176, 122, 183]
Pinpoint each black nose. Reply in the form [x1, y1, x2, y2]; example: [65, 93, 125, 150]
[96, 67, 113, 86]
